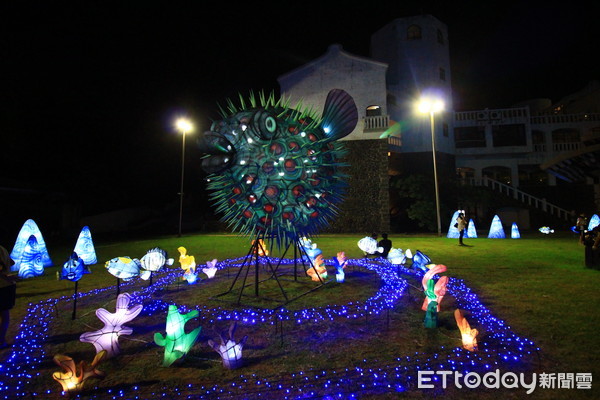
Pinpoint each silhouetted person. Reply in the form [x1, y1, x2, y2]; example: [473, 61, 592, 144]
[378, 233, 392, 258]
[456, 213, 467, 245]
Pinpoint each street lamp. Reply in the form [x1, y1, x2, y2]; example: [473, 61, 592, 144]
[417, 97, 445, 237]
[175, 118, 194, 237]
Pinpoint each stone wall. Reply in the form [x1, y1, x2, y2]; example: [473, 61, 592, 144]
[326, 139, 390, 234]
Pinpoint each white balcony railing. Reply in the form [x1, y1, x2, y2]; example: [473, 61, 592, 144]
[363, 115, 390, 131]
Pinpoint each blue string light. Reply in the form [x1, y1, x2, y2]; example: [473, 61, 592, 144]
[0, 257, 538, 399]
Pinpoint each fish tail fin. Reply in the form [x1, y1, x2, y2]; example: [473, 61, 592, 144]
[321, 89, 358, 141]
[140, 270, 151, 280]
[167, 258, 174, 266]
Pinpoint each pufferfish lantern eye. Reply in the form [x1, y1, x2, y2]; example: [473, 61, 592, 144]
[251, 110, 278, 139]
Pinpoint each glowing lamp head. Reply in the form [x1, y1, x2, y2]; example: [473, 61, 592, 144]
[417, 97, 445, 114]
[175, 118, 194, 134]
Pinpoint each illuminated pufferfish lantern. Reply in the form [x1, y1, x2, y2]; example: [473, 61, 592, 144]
[198, 90, 358, 246]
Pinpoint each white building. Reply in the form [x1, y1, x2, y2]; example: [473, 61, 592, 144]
[278, 14, 599, 230]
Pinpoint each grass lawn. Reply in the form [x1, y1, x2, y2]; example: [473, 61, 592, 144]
[1, 231, 599, 399]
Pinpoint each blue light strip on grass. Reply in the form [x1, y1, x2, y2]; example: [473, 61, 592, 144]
[0, 257, 538, 399]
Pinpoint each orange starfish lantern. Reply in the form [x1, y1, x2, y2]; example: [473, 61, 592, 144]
[52, 350, 107, 394]
[454, 309, 478, 352]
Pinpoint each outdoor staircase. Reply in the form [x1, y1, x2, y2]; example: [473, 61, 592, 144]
[465, 177, 573, 221]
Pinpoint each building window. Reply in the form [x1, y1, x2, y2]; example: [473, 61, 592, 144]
[407, 25, 421, 40]
[492, 124, 527, 147]
[443, 123, 449, 137]
[437, 29, 444, 44]
[439, 67, 446, 81]
[366, 105, 382, 117]
[454, 126, 486, 148]
[552, 128, 580, 143]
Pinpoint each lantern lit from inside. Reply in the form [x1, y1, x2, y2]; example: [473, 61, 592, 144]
[411, 250, 431, 272]
[454, 309, 478, 352]
[105, 256, 147, 281]
[467, 218, 477, 238]
[202, 259, 218, 278]
[52, 350, 107, 394]
[11, 218, 52, 267]
[12, 235, 45, 279]
[80, 292, 143, 358]
[306, 254, 328, 282]
[487, 215, 506, 239]
[332, 252, 347, 282]
[61, 252, 90, 282]
[178, 246, 198, 283]
[588, 214, 599, 231]
[421, 264, 448, 313]
[208, 322, 248, 370]
[446, 210, 460, 238]
[511, 223, 521, 239]
[140, 247, 174, 272]
[154, 305, 201, 367]
[357, 236, 381, 255]
[73, 226, 97, 265]
[387, 248, 406, 265]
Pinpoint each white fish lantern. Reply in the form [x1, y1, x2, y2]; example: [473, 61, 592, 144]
[357, 236, 382, 255]
[208, 322, 248, 370]
[140, 247, 174, 272]
[387, 248, 406, 265]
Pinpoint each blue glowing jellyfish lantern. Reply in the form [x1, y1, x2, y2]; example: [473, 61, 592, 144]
[11, 219, 52, 267]
[73, 226, 97, 266]
[446, 210, 460, 238]
[487, 215, 506, 239]
[511, 223, 521, 239]
[12, 235, 45, 279]
[467, 218, 477, 238]
[588, 214, 599, 231]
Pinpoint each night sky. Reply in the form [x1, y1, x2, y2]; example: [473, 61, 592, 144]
[1, 1, 597, 235]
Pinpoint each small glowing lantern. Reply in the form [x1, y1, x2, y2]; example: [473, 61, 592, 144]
[487, 215, 506, 238]
[306, 254, 328, 282]
[252, 239, 269, 256]
[52, 350, 106, 394]
[446, 210, 461, 238]
[11, 218, 52, 267]
[178, 246, 198, 284]
[73, 226, 97, 265]
[332, 252, 347, 282]
[154, 305, 201, 367]
[208, 322, 248, 369]
[357, 236, 382, 255]
[467, 218, 478, 238]
[421, 264, 448, 312]
[387, 248, 406, 265]
[202, 259, 218, 278]
[411, 250, 431, 272]
[511, 222, 521, 239]
[454, 309, 478, 352]
[80, 293, 143, 358]
[12, 235, 45, 279]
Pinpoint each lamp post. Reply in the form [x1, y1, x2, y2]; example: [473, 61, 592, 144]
[175, 118, 194, 237]
[418, 97, 445, 236]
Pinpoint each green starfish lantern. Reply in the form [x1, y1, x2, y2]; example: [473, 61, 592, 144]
[154, 305, 201, 366]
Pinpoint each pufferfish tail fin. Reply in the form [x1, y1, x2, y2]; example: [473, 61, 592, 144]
[321, 89, 358, 141]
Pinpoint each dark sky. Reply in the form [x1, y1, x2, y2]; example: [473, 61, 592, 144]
[1, 1, 597, 222]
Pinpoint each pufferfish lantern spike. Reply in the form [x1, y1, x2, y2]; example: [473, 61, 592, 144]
[198, 89, 357, 248]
